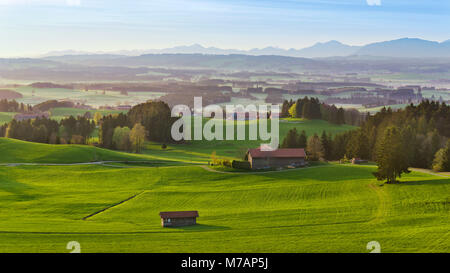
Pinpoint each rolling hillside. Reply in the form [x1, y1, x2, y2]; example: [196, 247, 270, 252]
[0, 119, 356, 164]
[0, 163, 448, 252]
[0, 138, 154, 164]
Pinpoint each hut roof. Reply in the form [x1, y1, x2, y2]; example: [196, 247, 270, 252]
[159, 211, 199, 219]
[248, 148, 306, 159]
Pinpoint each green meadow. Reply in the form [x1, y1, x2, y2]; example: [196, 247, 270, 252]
[143, 118, 356, 163]
[49, 107, 127, 121]
[0, 162, 448, 253]
[12, 86, 165, 108]
[0, 117, 448, 253]
[0, 112, 16, 126]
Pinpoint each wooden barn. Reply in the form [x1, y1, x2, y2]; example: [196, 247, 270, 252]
[247, 148, 306, 170]
[159, 211, 199, 227]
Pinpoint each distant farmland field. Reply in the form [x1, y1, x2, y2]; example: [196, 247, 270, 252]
[0, 112, 16, 125]
[12, 86, 165, 107]
[49, 107, 127, 121]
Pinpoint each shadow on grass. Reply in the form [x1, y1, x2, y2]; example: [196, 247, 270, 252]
[396, 179, 450, 186]
[168, 224, 231, 232]
[0, 176, 36, 201]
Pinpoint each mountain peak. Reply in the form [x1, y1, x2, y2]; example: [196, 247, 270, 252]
[356, 37, 448, 58]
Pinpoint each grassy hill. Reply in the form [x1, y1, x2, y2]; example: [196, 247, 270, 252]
[1, 118, 356, 164]
[0, 163, 448, 252]
[49, 107, 126, 121]
[143, 119, 356, 163]
[1, 120, 447, 253]
[0, 138, 184, 164]
[0, 112, 16, 126]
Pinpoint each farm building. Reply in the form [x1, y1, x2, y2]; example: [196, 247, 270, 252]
[14, 112, 49, 121]
[159, 211, 199, 227]
[352, 158, 368, 164]
[247, 148, 306, 170]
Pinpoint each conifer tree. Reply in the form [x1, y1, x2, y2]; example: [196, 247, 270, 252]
[373, 126, 410, 184]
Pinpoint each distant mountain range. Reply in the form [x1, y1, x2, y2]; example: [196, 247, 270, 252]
[42, 38, 450, 59]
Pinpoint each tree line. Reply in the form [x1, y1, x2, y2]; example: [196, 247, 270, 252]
[1, 115, 95, 144]
[280, 97, 366, 126]
[0, 99, 32, 113]
[0, 100, 176, 154]
[98, 101, 176, 152]
[281, 100, 450, 180]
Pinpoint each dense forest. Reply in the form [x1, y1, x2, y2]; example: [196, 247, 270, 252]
[1, 116, 95, 144]
[281, 97, 366, 126]
[0, 100, 176, 152]
[0, 99, 32, 113]
[282, 100, 450, 172]
[99, 101, 176, 151]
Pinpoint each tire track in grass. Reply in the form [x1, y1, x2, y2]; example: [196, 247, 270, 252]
[367, 183, 391, 225]
[82, 191, 145, 220]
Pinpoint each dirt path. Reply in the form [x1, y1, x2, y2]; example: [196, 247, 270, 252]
[198, 164, 332, 174]
[0, 161, 197, 168]
[82, 191, 145, 220]
[409, 168, 450, 178]
[0, 161, 142, 167]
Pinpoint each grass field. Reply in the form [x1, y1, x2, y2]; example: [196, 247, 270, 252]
[0, 112, 16, 125]
[0, 163, 448, 253]
[143, 119, 356, 163]
[49, 107, 127, 121]
[0, 118, 355, 164]
[0, 118, 448, 253]
[0, 138, 183, 164]
[12, 86, 165, 108]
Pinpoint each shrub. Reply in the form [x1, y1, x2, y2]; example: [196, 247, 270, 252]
[232, 160, 251, 170]
[221, 159, 232, 168]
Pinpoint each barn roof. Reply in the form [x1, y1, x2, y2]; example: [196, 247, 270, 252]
[159, 211, 199, 219]
[248, 148, 306, 158]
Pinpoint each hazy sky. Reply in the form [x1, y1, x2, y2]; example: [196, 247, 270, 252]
[0, 0, 449, 57]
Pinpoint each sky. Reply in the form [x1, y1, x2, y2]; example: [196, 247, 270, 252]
[0, 0, 449, 57]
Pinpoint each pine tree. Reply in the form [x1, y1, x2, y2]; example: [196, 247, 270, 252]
[298, 130, 307, 148]
[337, 107, 345, 125]
[306, 133, 323, 161]
[373, 126, 410, 184]
[320, 131, 331, 160]
[281, 128, 299, 148]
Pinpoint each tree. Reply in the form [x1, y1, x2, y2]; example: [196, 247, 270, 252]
[83, 111, 92, 119]
[112, 126, 131, 151]
[128, 101, 175, 142]
[373, 126, 410, 184]
[298, 130, 307, 148]
[288, 103, 297, 118]
[99, 113, 129, 149]
[281, 100, 293, 118]
[93, 112, 103, 125]
[336, 107, 345, 125]
[281, 128, 308, 149]
[129, 123, 146, 153]
[346, 130, 370, 159]
[281, 128, 299, 148]
[70, 135, 84, 145]
[211, 151, 218, 166]
[306, 133, 323, 161]
[432, 140, 450, 172]
[320, 131, 332, 160]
